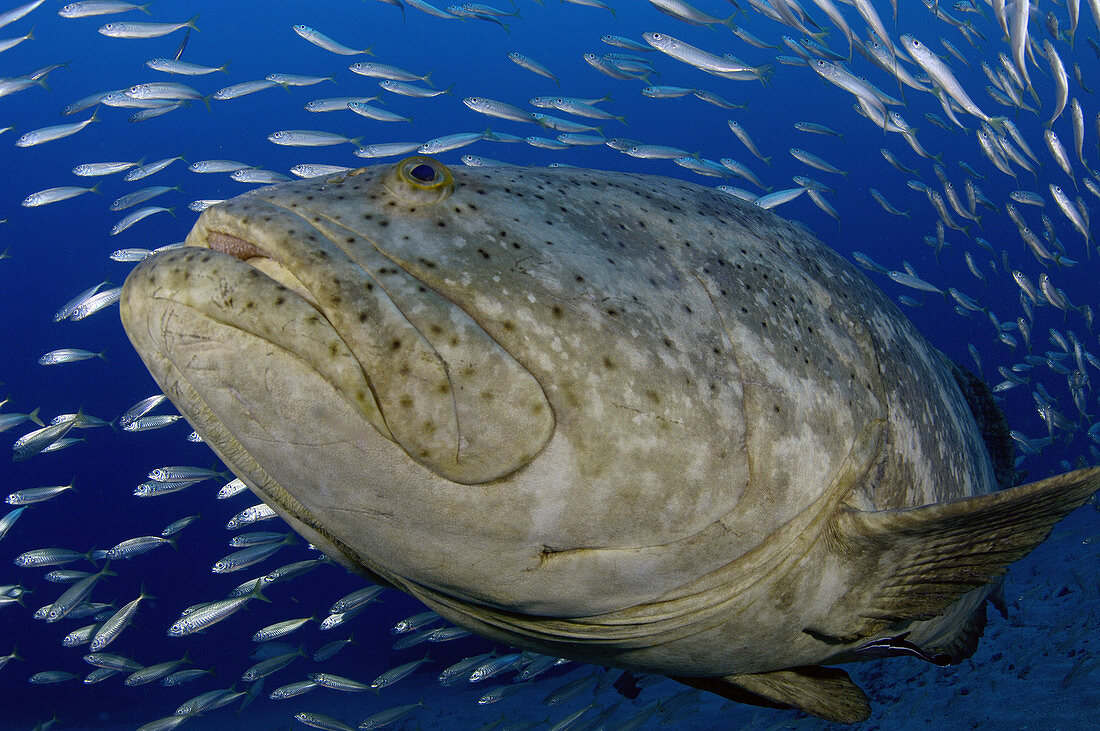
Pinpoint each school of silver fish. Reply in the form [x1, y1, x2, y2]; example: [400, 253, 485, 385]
[3, 0, 1100, 729]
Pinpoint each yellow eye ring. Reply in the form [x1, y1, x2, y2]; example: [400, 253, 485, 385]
[383, 155, 455, 204]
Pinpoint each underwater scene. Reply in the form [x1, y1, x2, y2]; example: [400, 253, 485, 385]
[1, 0, 1099, 728]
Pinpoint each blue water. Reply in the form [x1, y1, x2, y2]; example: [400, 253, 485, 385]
[1, 0, 1098, 728]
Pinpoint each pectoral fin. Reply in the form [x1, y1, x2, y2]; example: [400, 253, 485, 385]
[817, 466, 1100, 642]
[672, 665, 870, 724]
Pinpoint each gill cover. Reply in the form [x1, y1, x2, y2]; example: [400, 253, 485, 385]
[356, 156, 554, 484]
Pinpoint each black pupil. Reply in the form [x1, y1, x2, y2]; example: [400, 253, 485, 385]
[410, 164, 436, 183]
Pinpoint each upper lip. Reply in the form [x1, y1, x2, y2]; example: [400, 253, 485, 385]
[202, 230, 269, 260]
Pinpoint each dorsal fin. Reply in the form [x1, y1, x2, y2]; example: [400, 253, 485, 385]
[943, 355, 1016, 490]
[672, 665, 870, 724]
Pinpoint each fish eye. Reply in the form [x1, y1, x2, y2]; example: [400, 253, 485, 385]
[410, 164, 437, 183]
[384, 155, 455, 204]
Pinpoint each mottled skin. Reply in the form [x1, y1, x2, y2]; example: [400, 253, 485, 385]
[120, 158, 1099, 718]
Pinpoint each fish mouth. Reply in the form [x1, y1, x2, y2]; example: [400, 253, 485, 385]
[202, 229, 324, 312]
[121, 172, 553, 490]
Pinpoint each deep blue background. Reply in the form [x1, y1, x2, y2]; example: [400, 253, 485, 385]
[1, 0, 1098, 728]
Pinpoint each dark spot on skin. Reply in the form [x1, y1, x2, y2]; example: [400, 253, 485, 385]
[274, 296, 285, 306]
[551, 306, 563, 318]
[603, 356, 615, 369]
[399, 396, 413, 409]
[366, 282, 374, 291]
[329, 343, 340, 357]
[391, 339, 402, 350]
[502, 321, 516, 332]
[358, 312, 368, 323]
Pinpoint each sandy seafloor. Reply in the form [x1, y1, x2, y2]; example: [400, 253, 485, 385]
[3, 0, 1100, 729]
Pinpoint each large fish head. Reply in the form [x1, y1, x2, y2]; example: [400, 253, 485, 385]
[120, 157, 557, 590]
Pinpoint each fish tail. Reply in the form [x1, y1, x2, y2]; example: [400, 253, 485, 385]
[24, 26, 34, 41]
[27, 407, 43, 427]
[186, 14, 200, 31]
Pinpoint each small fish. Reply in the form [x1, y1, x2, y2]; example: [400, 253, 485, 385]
[98, 15, 198, 38]
[789, 148, 849, 178]
[146, 57, 228, 75]
[7, 481, 75, 505]
[378, 80, 448, 98]
[110, 206, 174, 236]
[167, 581, 267, 636]
[110, 185, 179, 211]
[304, 96, 380, 112]
[161, 514, 199, 537]
[22, 184, 101, 208]
[73, 161, 136, 177]
[125, 654, 190, 686]
[252, 616, 313, 643]
[13, 414, 78, 461]
[463, 96, 538, 125]
[106, 535, 174, 560]
[753, 187, 806, 210]
[794, 121, 843, 138]
[508, 52, 559, 87]
[266, 73, 335, 88]
[213, 80, 278, 101]
[330, 585, 385, 614]
[211, 538, 292, 573]
[269, 680, 319, 700]
[308, 671, 371, 692]
[59, 1, 151, 19]
[15, 111, 98, 147]
[418, 131, 487, 155]
[856, 631, 951, 665]
[188, 159, 252, 173]
[357, 702, 425, 730]
[293, 713, 355, 731]
[241, 647, 304, 681]
[122, 414, 182, 432]
[88, 587, 149, 651]
[467, 652, 525, 683]
[870, 188, 909, 217]
[727, 120, 771, 164]
[0, 506, 27, 542]
[125, 155, 184, 181]
[349, 62, 431, 82]
[887, 270, 943, 295]
[370, 652, 432, 689]
[292, 25, 372, 56]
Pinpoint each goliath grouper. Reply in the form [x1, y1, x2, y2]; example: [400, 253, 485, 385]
[120, 156, 1100, 723]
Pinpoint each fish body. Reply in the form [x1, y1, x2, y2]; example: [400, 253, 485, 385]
[292, 25, 371, 56]
[120, 159, 1100, 724]
[98, 15, 198, 38]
